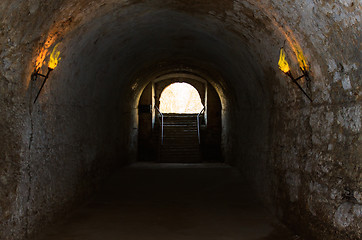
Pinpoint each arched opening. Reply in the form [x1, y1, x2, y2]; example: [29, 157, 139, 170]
[159, 83, 204, 114]
[137, 75, 222, 163]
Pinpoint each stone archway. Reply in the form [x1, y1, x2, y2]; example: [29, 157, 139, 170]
[137, 71, 222, 163]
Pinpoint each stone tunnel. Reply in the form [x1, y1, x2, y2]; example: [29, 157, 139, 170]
[0, 1, 361, 239]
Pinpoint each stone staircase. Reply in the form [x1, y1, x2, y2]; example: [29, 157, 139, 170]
[159, 114, 201, 163]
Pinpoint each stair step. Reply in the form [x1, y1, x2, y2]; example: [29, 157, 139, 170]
[164, 125, 197, 127]
[163, 136, 198, 138]
[163, 139, 197, 141]
[164, 136, 197, 138]
[159, 160, 200, 163]
[164, 125, 197, 128]
[162, 139, 198, 141]
[161, 149, 199, 151]
[164, 129, 197, 132]
[164, 130, 197, 131]
[164, 121, 197, 123]
[164, 129, 197, 131]
[160, 155, 201, 159]
[162, 142, 199, 144]
[162, 142, 198, 144]
[161, 149, 200, 152]
[164, 126, 197, 127]
[162, 146, 199, 148]
[161, 147, 200, 150]
[164, 114, 198, 117]
[160, 152, 200, 155]
[160, 155, 199, 158]
[160, 154, 200, 157]
[164, 135, 197, 137]
[161, 147, 200, 151]
[163, 135, 198, 138]
[164, 129, 198, 132]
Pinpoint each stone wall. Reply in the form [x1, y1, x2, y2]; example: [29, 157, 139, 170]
[0, 1, 360, 239]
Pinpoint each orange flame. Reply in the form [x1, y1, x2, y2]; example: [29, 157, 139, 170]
[278, 48, 290, 73]
[280, 36, 309, 72]
[35, 36, 57, 69]
[295, 47, 308, 71]
[48, 43, 61, 69]
[263, 9, 309, 73]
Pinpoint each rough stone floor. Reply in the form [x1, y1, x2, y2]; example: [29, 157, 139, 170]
[35, 163, 301, 240]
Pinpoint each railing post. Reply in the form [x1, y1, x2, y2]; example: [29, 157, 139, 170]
[161, 114, 164, 145]
[197, 107, 205, 144]
[154, 106, 164, 145]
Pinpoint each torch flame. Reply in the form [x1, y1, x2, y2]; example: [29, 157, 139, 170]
[35, 36, 57, 69]
[278, 48, 290, 73]
[296, 48, 308, 71]
[48, 43, 61, 70]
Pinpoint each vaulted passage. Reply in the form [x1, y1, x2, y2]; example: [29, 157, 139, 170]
[0, 1, 360, 240]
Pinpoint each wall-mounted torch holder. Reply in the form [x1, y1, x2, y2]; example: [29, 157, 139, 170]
[31, 67, 53, 103]
[285, 68, 312, 102]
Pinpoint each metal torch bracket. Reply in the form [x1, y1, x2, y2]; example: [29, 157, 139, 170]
[32, 67, 53, 103]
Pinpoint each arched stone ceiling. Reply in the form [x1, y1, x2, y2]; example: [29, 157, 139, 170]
[0, 1, 360, 240]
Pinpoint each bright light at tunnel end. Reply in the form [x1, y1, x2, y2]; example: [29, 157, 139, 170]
[159, 83, 204, 113]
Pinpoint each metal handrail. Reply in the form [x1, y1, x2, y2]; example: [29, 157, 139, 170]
[197, 107, 205, 144]
[154, 106, 164, 145]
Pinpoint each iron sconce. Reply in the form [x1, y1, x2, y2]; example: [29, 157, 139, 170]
[32, 43, 61, 103]
[278, 47, 312, 102]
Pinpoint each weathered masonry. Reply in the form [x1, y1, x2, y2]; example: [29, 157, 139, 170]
[0, 1, 360, 240]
